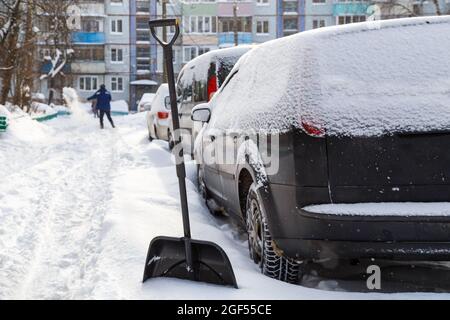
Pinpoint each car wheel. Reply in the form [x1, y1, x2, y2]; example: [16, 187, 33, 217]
[197, 165, 208, 201]
[168, 130, 175, 150]
[154, 125, 159, 140]
[246, 183, 302, 284]
[148, 127, 154, 142]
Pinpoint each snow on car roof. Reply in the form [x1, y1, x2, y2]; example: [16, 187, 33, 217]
[210, 16, 450, 136]
[178, 45, 255, 86]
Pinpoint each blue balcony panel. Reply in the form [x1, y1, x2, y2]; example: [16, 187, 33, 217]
[72, 32, 105, 44]
[333, 3, 369, 16]
[219, 32, 253, 46]
[40, 62, 71, 74]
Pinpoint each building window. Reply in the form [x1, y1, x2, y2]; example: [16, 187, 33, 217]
[183, 46, 212, 63]
[185, 16, 217, 34]
[256, 20, 269, 34]
[110, 0, 123, 5]
[81, 19, 100, 32]
[111, 48, 124, 63]
[111, 77, 124, 92]
[283, 17, 298, 31]
[337, 15, 366, 25]
[183, 47, 197, 63]
[283, 1, 299, 13]
[79, 76, 98, 91]
[312, 19, 326, 29]
[312, 0, 326, 3]
[111, 19, 123, 34]
[256, 0, 269, 5]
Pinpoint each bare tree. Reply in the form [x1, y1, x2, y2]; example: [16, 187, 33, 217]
[0, 0, 76, 108]
[0, 0, 22, 105]
[373, 0, 443, 18]
[35, 0, 76, 105]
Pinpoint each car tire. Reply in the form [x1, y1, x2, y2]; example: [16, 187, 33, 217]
[148, 127, 154, 142]
[246, 183, 302, 284]
[154, 125, 159, 140]
[197, 165, 208, 201]
[168, 130, 175, 150]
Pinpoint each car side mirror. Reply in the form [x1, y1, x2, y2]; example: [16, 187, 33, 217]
[192, 104, 211, 123]
[164, 96, 171, 109]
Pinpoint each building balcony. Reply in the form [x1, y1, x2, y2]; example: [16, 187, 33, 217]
[78, 3, 106, 16]
[40, 62, 71, 74]
[333, 1, 369, 15]
[72, 32, 105, 44]
[218, 32, 253, 46]
[71, 61, 106, 74]
[217, 1, 254, 17]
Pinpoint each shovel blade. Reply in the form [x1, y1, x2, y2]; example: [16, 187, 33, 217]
[143, 236, 238, 288]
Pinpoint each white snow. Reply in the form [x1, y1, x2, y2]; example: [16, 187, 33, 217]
[178, 45, 254, 88]
[139, 93, 156, 105]
[209, 16, 450, 137]
[130, 80, 158, 86]
[111, 100, 129, 113]
[304, 203, 450, 217]
[0, 107, 448, 299]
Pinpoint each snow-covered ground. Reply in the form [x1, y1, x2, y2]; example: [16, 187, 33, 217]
[0, 111, 449, 300]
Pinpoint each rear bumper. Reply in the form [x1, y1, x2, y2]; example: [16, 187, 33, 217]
[274, 210, 450, 261]
[263, 184, 450, 261]
[276, 239, 450, 261]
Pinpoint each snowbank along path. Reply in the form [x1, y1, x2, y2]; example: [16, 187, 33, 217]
[0, 107, 448, 299]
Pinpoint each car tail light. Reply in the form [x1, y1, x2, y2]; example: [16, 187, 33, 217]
[207, 75, 218, 102]
[158, 112, 169, 120]
[301, 120, 326, 137]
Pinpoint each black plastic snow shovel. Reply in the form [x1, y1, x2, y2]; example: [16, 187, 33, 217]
[143, 19, 238, 289]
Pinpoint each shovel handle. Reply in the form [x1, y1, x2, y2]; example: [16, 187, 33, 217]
[149, 19, 180, 47]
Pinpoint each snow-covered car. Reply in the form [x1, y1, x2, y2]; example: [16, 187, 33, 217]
[193, 17, 450, 283]
[177, 45, 254, 156]
[138, 93, 156, 112]
[146, 84, 173, 146]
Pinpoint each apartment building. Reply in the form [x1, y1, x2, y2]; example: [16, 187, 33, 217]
[152, 0, 279, 82]
[33, 0, 450, 109]
[36, 1, 131, 103]
[278, 0, 450, 35]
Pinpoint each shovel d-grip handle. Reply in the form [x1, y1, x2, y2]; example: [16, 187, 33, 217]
[149, 19, 180, 47]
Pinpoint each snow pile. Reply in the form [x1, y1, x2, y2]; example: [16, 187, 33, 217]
[305, 202, 450, 217]
[0, 104, 51, 142]
[30, 102, 57, 116]
[111, 100, 129, 114]
[0, 104, 10, 117]
[210, 16, 450, 136]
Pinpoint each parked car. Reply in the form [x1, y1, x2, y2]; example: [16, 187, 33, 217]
[146, 84, 173, 146]
[138, 93, 156, 112]
[192, 17, 450, 283]
[176, 45, 254, 156]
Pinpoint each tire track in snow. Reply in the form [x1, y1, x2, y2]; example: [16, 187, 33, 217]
[0, 121, 119, 299]
[22, 129, 118, 299]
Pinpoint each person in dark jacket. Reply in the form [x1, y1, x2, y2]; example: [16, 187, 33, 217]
[87, 85, 115, 129]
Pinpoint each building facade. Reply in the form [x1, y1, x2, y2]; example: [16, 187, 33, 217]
[33, 0, 450, 110]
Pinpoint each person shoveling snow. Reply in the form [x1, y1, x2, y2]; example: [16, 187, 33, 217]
[88, 85, 115, 129]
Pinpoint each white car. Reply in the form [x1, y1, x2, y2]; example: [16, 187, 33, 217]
[138, 93, 156, 112]
[146, 84, 174, 148]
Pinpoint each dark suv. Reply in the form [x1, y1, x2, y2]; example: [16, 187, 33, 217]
[192, 17, 450, 283]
